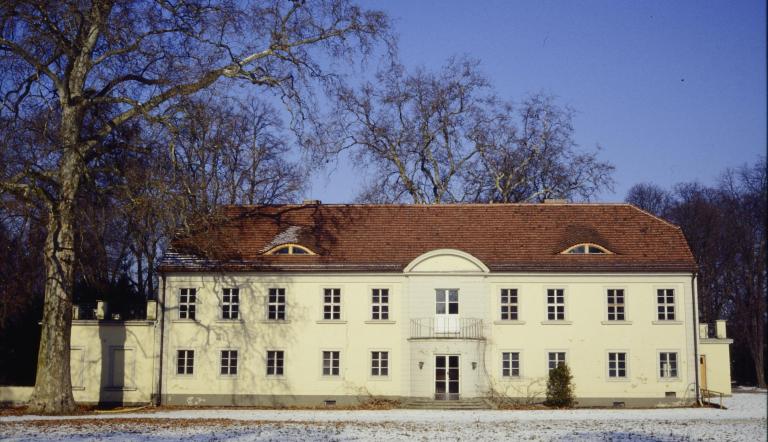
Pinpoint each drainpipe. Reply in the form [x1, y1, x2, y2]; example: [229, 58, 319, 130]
[157, 274, 167, 406]
[691, 273, 701, 405]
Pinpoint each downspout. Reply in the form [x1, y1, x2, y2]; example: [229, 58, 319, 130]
[156, 274, 167, 406]
[691, 273, 701, 405]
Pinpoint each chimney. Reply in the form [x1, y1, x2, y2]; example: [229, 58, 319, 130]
[543, 198, 568, 204]
[302, 199, 321, 205]
[715, 320, 727, 339]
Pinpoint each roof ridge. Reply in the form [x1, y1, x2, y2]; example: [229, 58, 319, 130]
[223, 202, 633, 208]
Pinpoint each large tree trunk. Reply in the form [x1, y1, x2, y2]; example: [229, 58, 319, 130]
[27, 147, 83, 414]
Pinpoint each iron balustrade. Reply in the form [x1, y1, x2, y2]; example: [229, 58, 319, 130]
[409, 317, 484, 340]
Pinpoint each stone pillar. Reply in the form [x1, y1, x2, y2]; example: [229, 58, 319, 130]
[96, 301, 107, 320]
[146, 300, 157, 321]
[699, 323, 709, 339]
[72, 305, 80, 320]
[715, 320, 727, 339]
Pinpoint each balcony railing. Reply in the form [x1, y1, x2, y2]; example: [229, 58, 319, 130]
[409, 317, 484, 340]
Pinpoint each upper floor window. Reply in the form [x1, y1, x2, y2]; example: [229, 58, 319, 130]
[264, 244, 315, 255]
[561, 243, 612, 254]
[268, 288, 286, 320]
[547, 289, 565, 320]
[222, 288, 239, 320]
[371, 288, 389, 320]
[323, 288, 341, 320]
[607, 289, 625, 321]
[436, 289, 459, 314]
[657, 289, 676, 321]
[500, 288, 518, 320]
[179, 288, 196, 320]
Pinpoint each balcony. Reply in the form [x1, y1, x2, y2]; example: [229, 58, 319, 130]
[409, 317, 485, 340]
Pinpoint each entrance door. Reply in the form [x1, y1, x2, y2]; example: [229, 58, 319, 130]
[435, 355, 460, 400]
[435, 289, 459, 334]
[699, 355, 708, 390]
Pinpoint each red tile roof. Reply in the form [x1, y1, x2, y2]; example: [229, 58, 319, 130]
[159, 203, 697, 273]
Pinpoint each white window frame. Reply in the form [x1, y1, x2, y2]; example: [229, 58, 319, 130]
[606, 288, 626, 321]
[322, 350, 341, 377]
[267, 288, 286, 320]
[435, 289, 459, 315]
[370, 350, 389, 377]
[501, 351, 521, 378]
[221, 288, 240, 320]
[371, 288, 390, 320]
[178, 288, 197, 320]
[547, 351, 567, 371]
[607, 351, 628, 379]
[176, 349, 195, 376]
[500, 288, 519, 321]
[266, 350, 285, 377]
[546, 288, 566, 321]
[220, 349, 239, 377]
[656, 289, 676, 321]
[658, 351, 679, 380]
[322, 288, 342, 320]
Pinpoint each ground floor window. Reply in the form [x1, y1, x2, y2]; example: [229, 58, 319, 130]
[220, 350, 238, 376]
[267, 350, 284, 376]
[323, 351, 340, 376]
[548, 352, 566, 370]
[659, 352, 678, 378]
[177, 350, 194, 375]
[371, 351, 389, 376]
[502, 352, 520, 377]
[608, 352, 627, 378]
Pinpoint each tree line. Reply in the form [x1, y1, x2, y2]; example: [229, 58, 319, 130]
[0, 0, 762, 413]
[626, 160, 767, 388]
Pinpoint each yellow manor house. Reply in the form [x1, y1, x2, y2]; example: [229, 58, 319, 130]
[62, 202, 732, 408]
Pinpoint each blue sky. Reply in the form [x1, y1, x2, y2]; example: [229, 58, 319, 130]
[306, 0, 766, 203]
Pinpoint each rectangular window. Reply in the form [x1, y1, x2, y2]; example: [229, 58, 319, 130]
[607, 289, 625, 321]
[179, 288, 196, 320]
[371, 289, 389, 320]
[266, 350, 284, 376]
[500, 289, 518, 320]
[371, 351, 389, 376]
[547, 289, 565, 320]
[220, 350, 238, 376]
[608, 352, 627, 378]
[322, 351, 340, 376]
[659, 352, 678, 378]
[222, 288, 239, 320]
[502, 352, 520, 377]
[268, 288, 286, 320]
[548, 352, 566, 370]
[436, 289, 459, 314]
[323, 288, 341, 320]
[657, 289, 676, 320]
[109, 347, 135, 388]
[70, 348, 84, 389]
[177, 350, 194, 375]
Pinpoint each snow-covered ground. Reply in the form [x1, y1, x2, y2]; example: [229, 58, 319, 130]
[1, 392, 765, 441]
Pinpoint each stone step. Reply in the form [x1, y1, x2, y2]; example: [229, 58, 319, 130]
[400, 398, 492, 410]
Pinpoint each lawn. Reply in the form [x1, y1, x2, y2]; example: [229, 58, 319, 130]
[1, 392, 765, 441]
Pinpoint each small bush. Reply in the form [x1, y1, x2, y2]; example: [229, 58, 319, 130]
[545, 363, 575, 408]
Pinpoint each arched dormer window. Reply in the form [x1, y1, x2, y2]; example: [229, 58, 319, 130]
[264, 244, 316, 255]
[561, 243, 612, 255]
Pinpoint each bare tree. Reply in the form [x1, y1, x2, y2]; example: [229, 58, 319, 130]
[463, 95, 614, 203]
[625, 182, 674, 217]
[0, 0, 388, 413]
[326, 60, 612, 203]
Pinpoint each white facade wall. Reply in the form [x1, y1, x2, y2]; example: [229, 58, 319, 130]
[157, 251, 700, 407]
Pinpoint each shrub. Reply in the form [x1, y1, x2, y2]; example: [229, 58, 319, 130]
[545, 363, 575, 408]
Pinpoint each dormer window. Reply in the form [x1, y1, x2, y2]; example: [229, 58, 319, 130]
[562, 243, 612, 255]
[265, 244, 315, 255]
